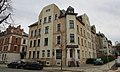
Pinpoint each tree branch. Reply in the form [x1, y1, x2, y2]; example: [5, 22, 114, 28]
[0, 6, 7, 14]
[0, 0, 5, 10]
[0, 0, 3, 4]
[0, 13, 11, 24]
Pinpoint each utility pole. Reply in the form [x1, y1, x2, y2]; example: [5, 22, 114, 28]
[60, 31, 63, 71]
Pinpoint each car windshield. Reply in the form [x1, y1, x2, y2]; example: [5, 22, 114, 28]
[96, 58, 102, 61]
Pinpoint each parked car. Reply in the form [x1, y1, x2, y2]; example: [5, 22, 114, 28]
[93, 58, 103, 65]
[116, 56, 120, 67]
[23, 61, 43, 70]
[7, 60, 25, 69]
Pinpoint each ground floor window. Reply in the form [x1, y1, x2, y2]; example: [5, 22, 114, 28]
[42, 50, 45, 57]
[37, 51, 39, 58]
[56, 49, 61, 59]
[33, 51, 35, 58]
[29, 51, 31, 58]
[70, 49, 73, 58]
[47, 50, 50, 57]
[77, 50, 80, 59]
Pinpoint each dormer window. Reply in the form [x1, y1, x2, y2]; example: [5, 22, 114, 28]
[67, 6, 74, 13]
[46, 9, 50, 12]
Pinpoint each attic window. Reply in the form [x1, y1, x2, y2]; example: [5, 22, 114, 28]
[46, 9, 50, 12]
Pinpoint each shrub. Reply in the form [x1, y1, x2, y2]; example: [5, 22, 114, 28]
[100, 55, 115, 64]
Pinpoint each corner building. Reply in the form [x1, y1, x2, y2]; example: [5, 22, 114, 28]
[0, 25, 28, 63]
[26, 4, 96, 66]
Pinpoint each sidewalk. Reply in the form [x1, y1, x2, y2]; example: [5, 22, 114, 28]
[0, 64, 7, 67]
[84, 60, 115, 72]
[44, 61, 115, 72]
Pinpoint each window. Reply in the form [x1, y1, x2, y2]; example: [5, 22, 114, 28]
[14, 46, 17, 51]
[84, 30, 85, 37]
[57, 24, 60, 31]
[22, 47, 25, 51]
[48, 16, 51, 22]
[56, 49, 61, 59]
[31, 30, 33, 37]
[70, 49, 73, 57]
[44, 38, 48, 46]
[69, 20, 74, 29]
[38, 28, 41, 36]
[15, 38, 18, 43]
[29, 51, 31, 58]
[33, 40, 36, 47]
[30, 40, 32, 47]
[34, 30, 37, 36]
[42, 50, 45, 57]
[37, 39, 40, 47]
[77, 25, 79, 32]
[80, 28, 82, 35]
[45, 26, 49, 34]
[81, 39, 83, 46]
[57, 36, 61, 44]
[55, 14, 57, 20]
[23, 39, 26, 44]
[33, 51, 35, 58]
[46, 9, 50, 12]
[37, 51, 39, 58]
[84, 40, 86, 47]
[77, 50, 80, 59]
[70, 34, 74, 43]
[78, 37, 80, 45]
[47, 50, 50, 57]
[44, 17, 47, 23]
[39, 19, 42, 24]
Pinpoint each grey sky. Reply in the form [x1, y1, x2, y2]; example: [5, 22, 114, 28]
[12, 0, 120, 44]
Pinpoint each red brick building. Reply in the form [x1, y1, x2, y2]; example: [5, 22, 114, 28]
[0, 25, 28, 63]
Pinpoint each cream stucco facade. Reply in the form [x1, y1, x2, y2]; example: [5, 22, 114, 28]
[26, 4, 102, 67]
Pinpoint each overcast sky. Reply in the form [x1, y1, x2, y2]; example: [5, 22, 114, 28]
[11, 0, 120, 45]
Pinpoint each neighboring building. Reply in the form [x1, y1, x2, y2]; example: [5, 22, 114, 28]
[96, 32, 112, 57]
[113, 42, 120, 56]
[0, 25, 28, 63]
[26, 4, 98, 67]
[91, 25, 97, 58]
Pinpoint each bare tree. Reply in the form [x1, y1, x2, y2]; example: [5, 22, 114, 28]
[0, 0, 13, 29]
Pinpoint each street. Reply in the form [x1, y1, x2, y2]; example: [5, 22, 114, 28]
[0, 61, 120, 72]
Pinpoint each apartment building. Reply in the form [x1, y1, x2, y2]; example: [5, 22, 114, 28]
[26, 4, 98, 67]
[0, 25, 28, 63]
[96, 32, 112, 57]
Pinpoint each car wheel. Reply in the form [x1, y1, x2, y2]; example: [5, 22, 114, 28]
[41, 67, 43, 70]
[8, 66, 11, 68]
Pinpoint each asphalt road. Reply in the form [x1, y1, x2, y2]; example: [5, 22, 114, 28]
[0, 66, 84, 72]
[0, 61, 119, 72]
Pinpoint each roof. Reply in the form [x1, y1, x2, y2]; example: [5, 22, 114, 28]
[28, 22, 38, 27]
[22, 32, 28, 37]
